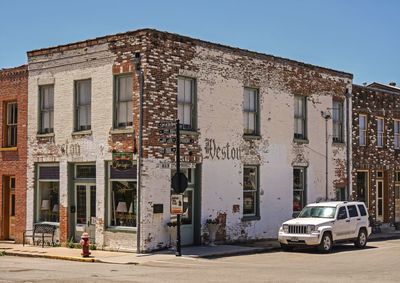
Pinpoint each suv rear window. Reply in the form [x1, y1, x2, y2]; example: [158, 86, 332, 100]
[347, 205, 359, 217]
[357, 204, 367, 216]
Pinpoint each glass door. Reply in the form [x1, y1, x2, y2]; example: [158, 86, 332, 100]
[181, 188, 194, 246]
[376, 180, 384, 222]
[75, 184, 96, 241]
[8, 177, 16, 240]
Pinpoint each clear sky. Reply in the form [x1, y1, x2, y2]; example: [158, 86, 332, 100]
[1, 0, 399, 85]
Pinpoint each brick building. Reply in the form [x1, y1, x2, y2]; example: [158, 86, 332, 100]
[0, 65, 28, 243]
[26, 29, 352, 252]
[352, 83, 400, 225]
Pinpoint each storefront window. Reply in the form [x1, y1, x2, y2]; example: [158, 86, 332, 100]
[37, 165, 59, 222]
[243, 165, 258, 217]
[109, 164, 137, 228]
[293, 167, 306, 213]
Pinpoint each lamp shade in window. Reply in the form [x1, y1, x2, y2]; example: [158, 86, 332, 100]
[52, 204, 59, 213]
[41, 200, 50, 211]
[116, 201, 128, 213]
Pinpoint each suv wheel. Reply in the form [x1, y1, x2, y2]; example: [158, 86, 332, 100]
[318, 232, 333, 253]
[354, 229, 368, 248]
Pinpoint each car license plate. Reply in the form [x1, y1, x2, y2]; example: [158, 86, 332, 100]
[290, 237, 299, 242]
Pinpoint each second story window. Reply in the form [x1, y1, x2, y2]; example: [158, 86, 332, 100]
[359, 114, 367, 146]
[294, 95, 307, 140]
[114, 75, 133, 128]
[394, 120, 400, 149]
[243, 88, 259, 135]
[6, 102, 17, 147]
[178, 77, 195, 130]
[75, 79, 91, 131]
[377, 117, 384, 147]
[332, 101, 344, 143]
[39, 85, 54, 134]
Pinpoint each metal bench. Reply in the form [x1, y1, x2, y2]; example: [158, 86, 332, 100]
[23, 223, 57, 247]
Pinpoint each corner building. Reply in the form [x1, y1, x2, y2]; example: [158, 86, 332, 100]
[26, 29, 352, 252]
[0, 65, 28, 243]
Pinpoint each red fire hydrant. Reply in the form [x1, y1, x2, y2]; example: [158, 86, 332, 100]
[80, 232, 91, 257]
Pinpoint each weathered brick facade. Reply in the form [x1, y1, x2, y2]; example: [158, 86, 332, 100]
[352, 83, 400, 224]
[0, 65, 28, 243]
[26, 29, 352, 252]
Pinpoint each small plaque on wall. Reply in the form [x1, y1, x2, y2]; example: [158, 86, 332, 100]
[153, 204, 164, 214]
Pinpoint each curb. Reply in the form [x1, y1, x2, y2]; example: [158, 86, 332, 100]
[3, 251, 98, 263]
[197, 246, 276, 259]
[369, 235, 400, 242]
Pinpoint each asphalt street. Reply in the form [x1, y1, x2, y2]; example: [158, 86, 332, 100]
[1, 239, 400, 282]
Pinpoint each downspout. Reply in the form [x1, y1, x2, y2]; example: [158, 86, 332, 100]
[345, 88, 352, 201]
[133, 52, 144, 253]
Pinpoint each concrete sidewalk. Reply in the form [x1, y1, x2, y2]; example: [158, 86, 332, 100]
[0, 242, 275, 265]
[1, 230, 399, 264]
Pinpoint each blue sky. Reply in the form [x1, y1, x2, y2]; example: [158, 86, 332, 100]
[1, 0, 399, 85]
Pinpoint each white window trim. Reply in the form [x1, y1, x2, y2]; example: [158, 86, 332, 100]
[377, 117, 384, 148]
[394, 120, 400, 149]
[359, 114, 367, 146]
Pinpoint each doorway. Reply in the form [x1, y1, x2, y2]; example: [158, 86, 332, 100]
[181, 187, 194, 245]
[74, 184, 96, 241]
[1, 176, 15, 240]
[376, 180, 384, 222]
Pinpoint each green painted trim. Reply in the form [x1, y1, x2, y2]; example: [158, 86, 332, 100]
[193, 164, 202, 245]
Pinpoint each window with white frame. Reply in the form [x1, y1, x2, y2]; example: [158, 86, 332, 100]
[75, 79, 91, 131]
[377, 117, 384, 147]
[332, 100, 344, 143]
[36, 165, 60, 223]
[6, 102, 17, 147]
[359, 114, 367, 146]
[108, 164, 137, 228]
[39, 85, 54, 134]
[243, 88, 259, 135]
[293, 167, 306, 213]
[178, 77, 195, 130]
[243, 165, 259, 217]
[294, 95, 307, 140]
[394, 120, 400, 149]
[114, 75, 133, 128]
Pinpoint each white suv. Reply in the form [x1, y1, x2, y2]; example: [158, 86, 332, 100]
[278, 201, 372, 253]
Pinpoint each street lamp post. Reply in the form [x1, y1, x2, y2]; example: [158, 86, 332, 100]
[321, 111, 332, 201]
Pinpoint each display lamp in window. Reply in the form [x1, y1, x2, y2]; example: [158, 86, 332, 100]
[116, 201, 128, 225]
[41, 199, 50, 221]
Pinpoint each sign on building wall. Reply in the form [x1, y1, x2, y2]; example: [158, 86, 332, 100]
[171, 194, 183, 215]
[112, 152, 134, 171]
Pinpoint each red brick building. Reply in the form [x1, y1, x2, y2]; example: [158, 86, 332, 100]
[0, 65, 28, 243]
[352, 83, 400, 225]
